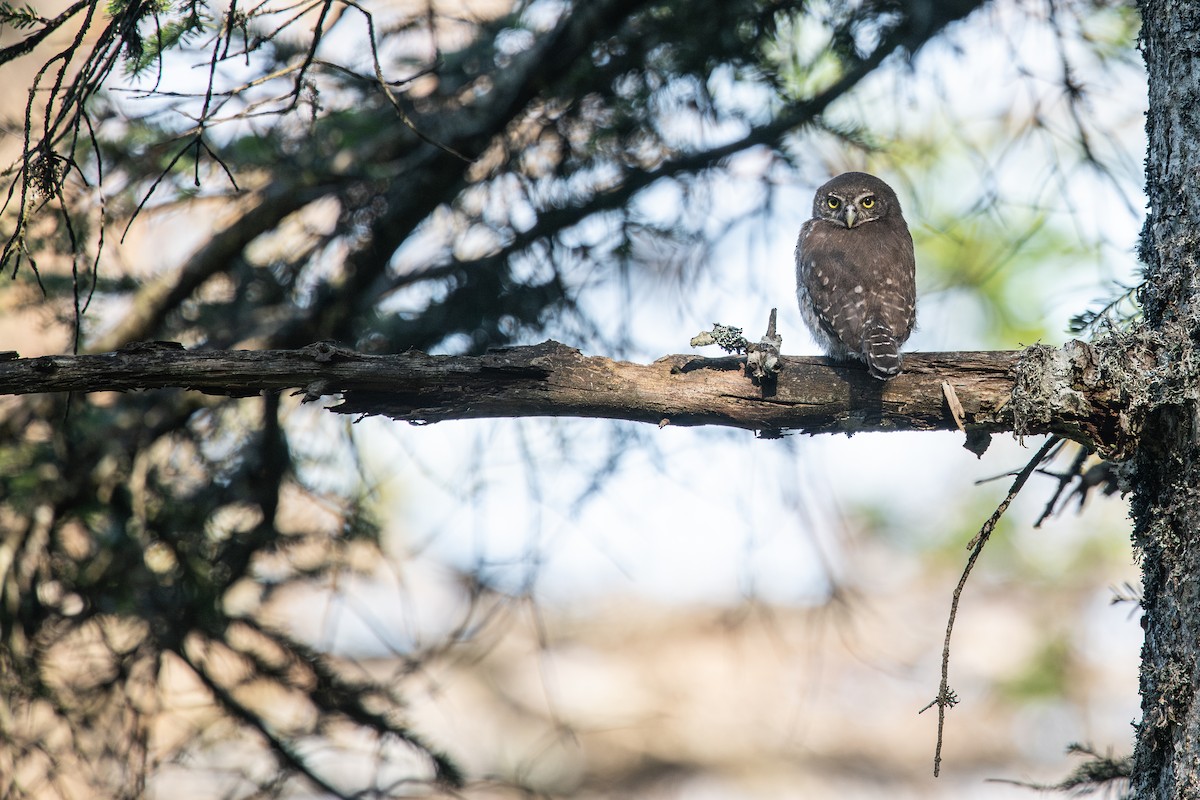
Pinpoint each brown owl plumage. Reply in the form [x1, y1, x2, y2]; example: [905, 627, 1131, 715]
[794, 172, 917, 380]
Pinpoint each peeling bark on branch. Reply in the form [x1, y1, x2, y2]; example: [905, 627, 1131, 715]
[0, 339, 1138, 450]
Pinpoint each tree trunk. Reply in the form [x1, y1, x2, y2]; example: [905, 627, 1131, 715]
[1129, 2, 1200, 797]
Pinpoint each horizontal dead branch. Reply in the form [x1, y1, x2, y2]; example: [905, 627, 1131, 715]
[0, 339, 1132, 449]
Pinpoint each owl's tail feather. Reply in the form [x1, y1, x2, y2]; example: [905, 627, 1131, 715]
[862, 320, 902, 380]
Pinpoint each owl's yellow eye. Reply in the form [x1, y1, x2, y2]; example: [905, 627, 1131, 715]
[826, 197, 840, 209]
[861, 196, 876, 209]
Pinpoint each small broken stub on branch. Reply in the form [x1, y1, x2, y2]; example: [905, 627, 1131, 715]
[691, 308, 782, 383]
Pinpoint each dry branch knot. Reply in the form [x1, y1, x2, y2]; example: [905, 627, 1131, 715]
[745, 308, 783, 383]
[481, 341, 577, 378]
[30, 356, 59, 373]
[691, 310, 782, 387]
[920, 686, 959, 715]
[116, 340, 185, 353]
[301, 380, 331, 403]
[301, 341, 356, 363]
[503, 340, 581, 370]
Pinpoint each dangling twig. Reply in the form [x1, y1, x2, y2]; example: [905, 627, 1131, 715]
[921, 435, 1060, 776]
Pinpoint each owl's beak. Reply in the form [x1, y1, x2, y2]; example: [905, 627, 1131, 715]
[843, 206, 858, 228]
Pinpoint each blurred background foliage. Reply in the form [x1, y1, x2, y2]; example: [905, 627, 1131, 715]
[0, 0, 1144, 797]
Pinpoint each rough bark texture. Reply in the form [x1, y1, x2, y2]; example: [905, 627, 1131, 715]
[1130, 2, 1200, 797]
[0, 339, 1141, 450]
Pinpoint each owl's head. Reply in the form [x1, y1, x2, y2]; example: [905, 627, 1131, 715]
[811, 171, 902, 229]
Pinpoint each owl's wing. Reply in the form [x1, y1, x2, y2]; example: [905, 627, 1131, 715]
[863, 218, 918, 344]
[796, 222, 871, 356]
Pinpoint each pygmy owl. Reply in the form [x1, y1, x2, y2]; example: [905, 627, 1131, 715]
[794, 172, 916, 380]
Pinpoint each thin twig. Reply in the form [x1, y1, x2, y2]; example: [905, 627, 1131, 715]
[0, 0, 91, 65]
[174, 640, 355, 800]
[1034, 443, 1090, 527]
[921, 435, 1060, 777]
[340, 0, 473, 162]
